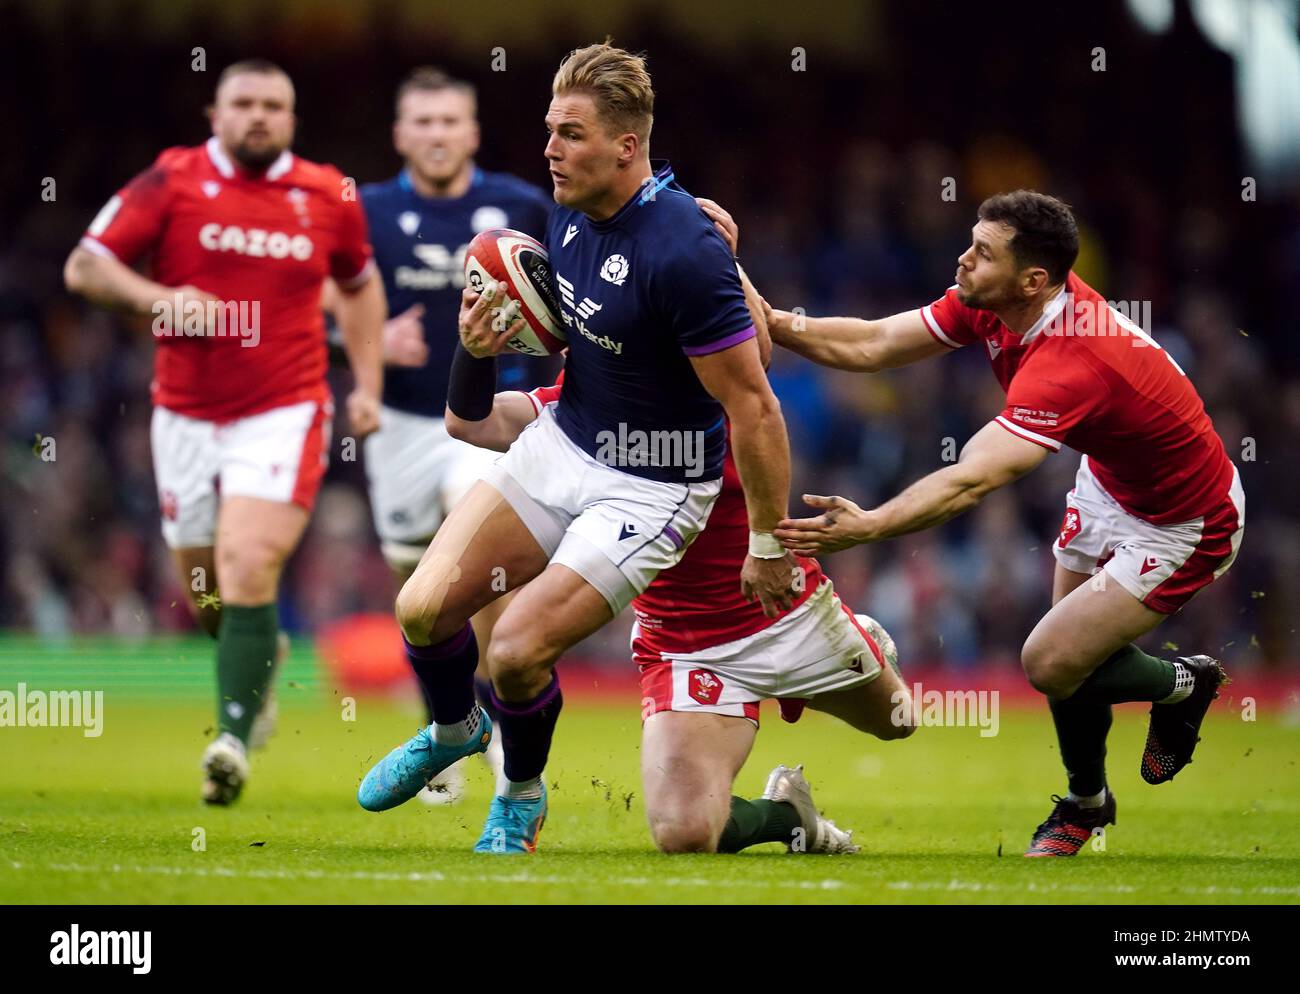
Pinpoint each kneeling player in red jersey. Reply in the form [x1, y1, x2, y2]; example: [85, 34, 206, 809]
[442, 213, 916, 854]
[762, 191, 1245, 856]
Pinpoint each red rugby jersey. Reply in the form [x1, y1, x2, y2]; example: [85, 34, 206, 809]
[526, 374, 822, 654]
[81, 137, 374, 421]
[922, 272, 1234, 524]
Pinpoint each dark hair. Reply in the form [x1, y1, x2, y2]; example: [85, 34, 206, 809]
[217, 58, 291, 90]
[977, 190, 1079, 284]
[395, 67, 477, 117]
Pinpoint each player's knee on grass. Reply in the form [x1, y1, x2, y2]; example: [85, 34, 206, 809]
[872, 668, 919, 740]
[648, 813, 719, 854]
[644, 772, 727, 854]
[882, 692, 919, 740]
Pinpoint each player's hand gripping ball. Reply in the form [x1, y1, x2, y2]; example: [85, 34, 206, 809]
[461, 228, 566, 357]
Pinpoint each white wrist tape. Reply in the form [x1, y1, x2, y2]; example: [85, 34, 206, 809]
[748, 530, 785, 559]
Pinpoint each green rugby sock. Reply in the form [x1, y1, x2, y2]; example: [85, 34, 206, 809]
[216, 603, 279, 746]
[717, 797, 803, 853]
[1049, 696, 1113, 798]
[1072, 643, 1176, 704]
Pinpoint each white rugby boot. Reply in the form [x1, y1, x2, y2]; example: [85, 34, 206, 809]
[762, 764, 859, 854]
[201, 732, 249, 806]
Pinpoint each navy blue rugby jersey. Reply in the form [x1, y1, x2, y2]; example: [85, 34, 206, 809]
[545, 161, 755, 484]
[362, 168, 554, 416]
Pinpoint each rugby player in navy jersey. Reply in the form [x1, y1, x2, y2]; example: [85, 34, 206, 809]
[357, 43, 799, 853]
[326, 68, 555, 802]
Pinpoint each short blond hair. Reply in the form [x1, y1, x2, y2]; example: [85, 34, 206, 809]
[552, 42, 653, 144]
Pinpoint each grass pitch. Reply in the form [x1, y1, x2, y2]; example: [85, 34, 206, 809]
[1, 638, 1298, 904]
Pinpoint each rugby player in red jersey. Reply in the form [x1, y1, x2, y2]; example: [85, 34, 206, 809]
[63, 59, 385, 805]
[761, 191, 1244, 856]
[441, 204, 917, 854]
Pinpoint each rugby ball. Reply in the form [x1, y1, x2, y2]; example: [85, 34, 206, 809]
[463, 228, 566, 356]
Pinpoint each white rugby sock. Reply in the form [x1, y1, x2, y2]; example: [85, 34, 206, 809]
[501, 775, 543, 801]
[432, 707, 480, 746]
[1157, 661, 1195, 704]
[1068, 787, 1108, 809]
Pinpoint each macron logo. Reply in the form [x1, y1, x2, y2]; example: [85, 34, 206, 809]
[50, 924, 151, 974]
[563, 224, 580, 247]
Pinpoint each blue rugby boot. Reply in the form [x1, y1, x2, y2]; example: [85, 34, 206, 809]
[473, 785, 548, 854]
[358, 708, 492, 812]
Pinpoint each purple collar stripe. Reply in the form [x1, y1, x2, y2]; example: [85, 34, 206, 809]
[664, 525, 684, 549]
[682, 324, 757, 356]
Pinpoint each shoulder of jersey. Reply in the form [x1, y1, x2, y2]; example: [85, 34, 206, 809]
[655, 184, 708, 219]
[154, 144, 204, 172]
[641, 186, 719, 241]
[358, 175, 403, 203]
[283, 156, 350, 193]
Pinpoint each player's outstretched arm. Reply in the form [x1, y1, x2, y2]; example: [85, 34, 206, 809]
[737, 263, 772, 369]
[774, 419, 1049, 555]
[333, 270, 385, 437]
[691, 340, 798, 618]
[765, 306, 949, 372]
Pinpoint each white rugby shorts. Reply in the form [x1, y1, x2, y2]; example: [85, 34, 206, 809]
[363, 405, 497, 552]
[633, 580, 885, 725]
[482, 404, 722, 614]
[151, 398, 332, 549]
[1053, 456, 1245, 614]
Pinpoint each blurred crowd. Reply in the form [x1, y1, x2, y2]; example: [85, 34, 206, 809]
[2, 1, 1297, 668]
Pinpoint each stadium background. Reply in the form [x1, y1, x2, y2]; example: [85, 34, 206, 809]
[3, 0, 1298, 685]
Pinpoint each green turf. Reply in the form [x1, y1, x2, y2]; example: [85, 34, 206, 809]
[1, 639, 1298, 904]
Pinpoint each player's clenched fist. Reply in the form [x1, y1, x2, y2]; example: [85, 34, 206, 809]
[154, 284, 222, 335]
[740, 551, 798, 619]
[458, 282, 526, 358]
[346, 387, 381, 438]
